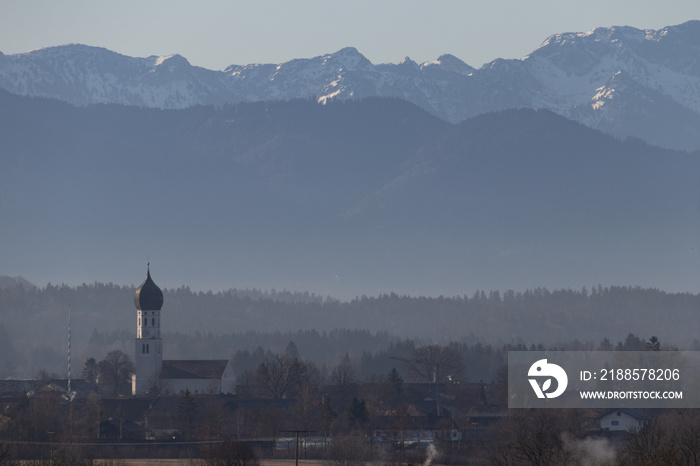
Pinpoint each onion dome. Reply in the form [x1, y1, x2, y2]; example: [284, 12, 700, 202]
[134, 264, 163, 311]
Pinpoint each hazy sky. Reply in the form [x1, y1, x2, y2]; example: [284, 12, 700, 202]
[2, 0, 699, 70]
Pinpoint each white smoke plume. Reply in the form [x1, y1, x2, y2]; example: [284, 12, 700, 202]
[422, 443, 438, 466]
[562, 434, 616, 466]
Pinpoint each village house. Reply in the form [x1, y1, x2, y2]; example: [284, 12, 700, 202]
[599, 408, 651, 432]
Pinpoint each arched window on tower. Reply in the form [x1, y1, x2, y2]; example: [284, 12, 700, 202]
[152, 317, 155, 326]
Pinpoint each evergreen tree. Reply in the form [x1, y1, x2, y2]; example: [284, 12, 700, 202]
[646, 335, 661, 351]
[285, 341, 300, 359]
[178, 389, 199, 440]
[81, 357, 98, 384]
[385, 367, 404, 405]
[346, 397, 368, 431]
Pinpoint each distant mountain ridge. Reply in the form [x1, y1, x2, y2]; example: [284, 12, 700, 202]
[2, 92, 699, 299]
[2, 21, 700, 150]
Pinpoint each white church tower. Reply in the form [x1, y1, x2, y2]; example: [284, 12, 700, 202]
[132, 264, 164, 395]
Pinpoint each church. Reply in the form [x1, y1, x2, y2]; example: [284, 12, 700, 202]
[131, 265, 236, 396]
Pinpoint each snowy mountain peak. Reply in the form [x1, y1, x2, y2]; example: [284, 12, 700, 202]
[321, 47, 372, 70]
[22, 44, 135, 68]
[154, 54, 190, 68]
[333, 46, 363, 58]
[2, 22, 700, 150]
[537, 20, 700, 56]
[422, 54, 475, 75]
[539, 24, 643, 49]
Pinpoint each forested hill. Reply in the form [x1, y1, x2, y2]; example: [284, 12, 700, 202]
[1, 281, 698, 378]
[3, 92, 700, 299]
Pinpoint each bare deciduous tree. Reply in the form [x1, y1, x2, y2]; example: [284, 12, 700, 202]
[619, 419, 671, 466]
[619, 411, 700, 466]
[404, 345, 465, 383]
[97, 350, 134, 398]
[489, 409, 587, 466]
[676, 411, 700, 466]
[255, 353, 313, 399]
[332, 358, 356, 405]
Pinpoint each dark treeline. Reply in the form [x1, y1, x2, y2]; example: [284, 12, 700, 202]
[2, 279, 700, 379]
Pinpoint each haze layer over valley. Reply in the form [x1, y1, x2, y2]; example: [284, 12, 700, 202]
[2, 94, 699, 300]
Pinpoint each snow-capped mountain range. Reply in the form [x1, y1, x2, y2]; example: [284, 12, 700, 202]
[2, 21, 700, 150]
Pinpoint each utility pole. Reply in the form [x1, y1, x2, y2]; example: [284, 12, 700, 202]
[48, 431, 54, 462]
[472, 422, 478, 464]
[281, 430, 314, 466]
